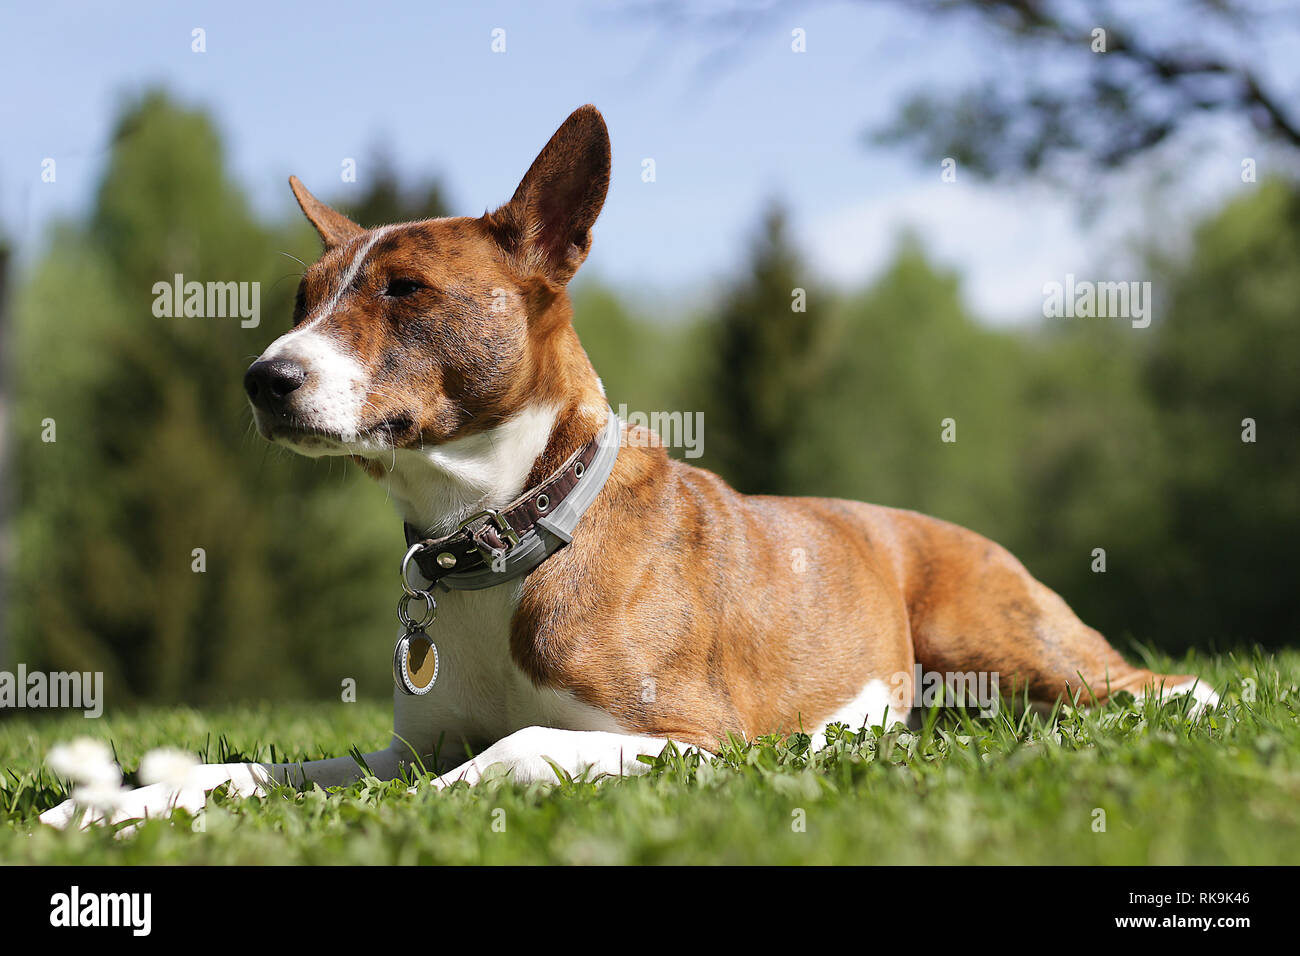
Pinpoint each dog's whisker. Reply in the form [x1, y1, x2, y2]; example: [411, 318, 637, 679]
[269, 271, 306, 294]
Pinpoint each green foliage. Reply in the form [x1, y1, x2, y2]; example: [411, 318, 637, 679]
[1136, 182, 1300, 648]
[692, 203, 834, 494]
[866, 0, 1300, 178]
[335, 152, 451, 229]
[570, 280, 694, 415]
[993, 183, 1300, 651]
[1, 650, 1295, 864]
[1005, 319, 1166, 643]
[794, 238, 1028, 531]
[7, 92, 419, 704]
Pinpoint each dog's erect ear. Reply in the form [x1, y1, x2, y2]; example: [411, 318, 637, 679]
[487, 105, 611, 285]
[289, 176, 365, 249]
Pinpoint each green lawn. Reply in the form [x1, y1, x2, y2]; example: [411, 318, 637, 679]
[2, 649, 1297, 865]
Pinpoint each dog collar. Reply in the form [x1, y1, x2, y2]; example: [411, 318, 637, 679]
[401, 409, 620, 592]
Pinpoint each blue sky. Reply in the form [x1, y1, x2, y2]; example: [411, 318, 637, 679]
[0, 0, 1278, 323]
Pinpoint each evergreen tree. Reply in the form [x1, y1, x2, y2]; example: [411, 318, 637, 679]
[338, 152, 450, 227]
[1136, 181, 1300, 650]
[9, 92, 398, 702]
[696, 202, 830, 494]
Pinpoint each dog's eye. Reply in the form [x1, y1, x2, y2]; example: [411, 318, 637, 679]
[383, 278, 423, 298]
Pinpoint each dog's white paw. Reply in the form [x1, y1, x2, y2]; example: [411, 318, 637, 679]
[1135, 678, 1220, 718]
[38, 796, 85, 829]
[38, 744, 264, 830]
[1169, 680, 1220, 717]
[39, 782, 208, 830]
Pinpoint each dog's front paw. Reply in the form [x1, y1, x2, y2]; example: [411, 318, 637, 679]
[39, 796, 86, 830]
[1170, 679, 1220, 717]
[40, 782, 208, 830]
[39, 740, 223, 830]
[1132, 678, 1220, 719]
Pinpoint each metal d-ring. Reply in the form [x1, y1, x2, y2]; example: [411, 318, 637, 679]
[397, 589, 437, 630]
[400, 543, 428, 598]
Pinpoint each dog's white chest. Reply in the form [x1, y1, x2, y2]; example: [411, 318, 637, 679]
[389, 582, 623, 763]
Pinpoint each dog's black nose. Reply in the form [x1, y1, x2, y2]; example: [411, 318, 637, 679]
[244, 358, 307, 410]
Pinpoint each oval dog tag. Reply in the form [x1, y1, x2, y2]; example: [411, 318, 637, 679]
[393, 629, 440, 695]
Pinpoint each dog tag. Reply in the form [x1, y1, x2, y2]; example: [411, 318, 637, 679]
[393, 629, 440, 695]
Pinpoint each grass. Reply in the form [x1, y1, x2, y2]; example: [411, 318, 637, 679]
[2, 648, 1298, 865]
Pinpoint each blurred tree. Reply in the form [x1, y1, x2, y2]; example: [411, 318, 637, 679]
[1009, 314, 1168, 650]
[794, 239, 1029, 533]
[692, 202, 834, 494]
[9, 92, 398, 703]
[336, 151, 451, 227]
[1133, 180, 1300, 650]
[1019, 181, 1300, 653]
[0, 237, 11, 673]
[874, 0, 1300, 177]
[571, 281, 695, 417]
[647, 0, 1300, 179]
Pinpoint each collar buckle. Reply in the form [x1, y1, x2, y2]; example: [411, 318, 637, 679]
[457, 507, 521, 563]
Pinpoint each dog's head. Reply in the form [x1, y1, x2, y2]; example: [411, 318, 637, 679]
[244, 106, 610, 460]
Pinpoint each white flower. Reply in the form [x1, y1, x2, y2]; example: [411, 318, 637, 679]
[46, 737, 122, 787]
[139, 748, 200, 791]
[71, 780, 127, 814]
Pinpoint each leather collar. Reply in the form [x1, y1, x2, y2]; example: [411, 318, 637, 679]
[403, 409, 620, 591]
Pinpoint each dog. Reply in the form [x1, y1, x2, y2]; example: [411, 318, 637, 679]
[41, 105, 1217, 827]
